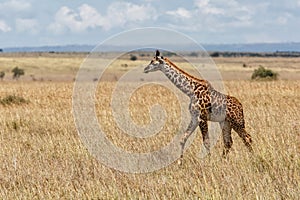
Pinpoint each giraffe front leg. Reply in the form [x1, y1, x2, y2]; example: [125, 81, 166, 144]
[180, 117, 199, 158]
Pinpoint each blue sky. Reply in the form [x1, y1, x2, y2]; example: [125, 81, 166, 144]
[0, 0, 300, 47]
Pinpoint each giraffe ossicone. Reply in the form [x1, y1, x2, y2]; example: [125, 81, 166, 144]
[144, 50, 253, 158]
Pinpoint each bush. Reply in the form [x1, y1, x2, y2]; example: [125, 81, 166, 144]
[12, 66, 25, 80]
[163, 52, 176, 57]
[0, 71, 5, 80]
[130, 55, 137, 61]
[0, 95, 29, 106]
[210, 52, 220, 57]
[251, 66, 278, 80]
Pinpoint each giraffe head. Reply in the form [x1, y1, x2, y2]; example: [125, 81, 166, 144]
[144, 50, 165, 73]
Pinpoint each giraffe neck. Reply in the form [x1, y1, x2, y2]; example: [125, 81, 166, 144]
[161, 60, 195, 97]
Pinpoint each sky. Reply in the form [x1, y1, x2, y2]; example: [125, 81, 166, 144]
[1, 0, 300, 48]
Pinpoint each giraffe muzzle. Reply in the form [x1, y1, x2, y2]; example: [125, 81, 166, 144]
[144, 67, 150, 73]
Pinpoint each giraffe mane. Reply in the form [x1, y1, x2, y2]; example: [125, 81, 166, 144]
[164, 57, 205, 83]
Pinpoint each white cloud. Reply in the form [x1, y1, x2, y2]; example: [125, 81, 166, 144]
[48, 2, 156, 34]
[111, 2, 155, 21]
[194, 0, 224, 15]
[100, 2, 156, 30]
[276, 13, 292, 25]
[15, 18, 39, 34]
[166, 8, 192, 19]
[194, 0, 254, 20]
[79, 4, 105, 29]
[1, 0, 299, 46]
[0, 20, 11, 32]
[191, 0, 256, 30]
[0, 0, 31, 13]
[48, 4, 104, 33]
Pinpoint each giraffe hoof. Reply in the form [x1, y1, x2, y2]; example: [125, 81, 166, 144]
[177, 154, 184, 165]
[177, 159, 182, 165]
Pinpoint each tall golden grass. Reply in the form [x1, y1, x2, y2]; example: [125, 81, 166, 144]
[0, 79, 299, 199]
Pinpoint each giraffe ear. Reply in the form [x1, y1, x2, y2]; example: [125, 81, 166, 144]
[155, 50, 160, 57]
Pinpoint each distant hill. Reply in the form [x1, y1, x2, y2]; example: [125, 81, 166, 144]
[1, 45, 94, 53]
[2, 42, 300, 53]
[203, 42, 300, 52]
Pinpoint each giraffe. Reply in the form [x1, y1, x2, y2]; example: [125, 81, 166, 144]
[144, 50, 253, 158]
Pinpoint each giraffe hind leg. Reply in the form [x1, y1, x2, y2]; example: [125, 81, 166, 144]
[220, 120, 233, 157]
[232, 123, 253, 153]
[199, 119, 210, 152]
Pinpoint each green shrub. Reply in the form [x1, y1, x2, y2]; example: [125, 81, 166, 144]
[0, 95, 29, 105]
[12, 66, 25, 80]
[251, 66, 278, 80]
[0, 71, 5, 80]
[130, 55, 137, 61]
[163, 52, 176, 57]
[210, 52, 220, 57]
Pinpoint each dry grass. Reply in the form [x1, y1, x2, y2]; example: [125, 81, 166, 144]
[0, 53, 299, 199]
[214, 57, 300, 80]
[0, 53, 84, 81]
[1, 52, 300, 81]
[0, 78, 299, 199]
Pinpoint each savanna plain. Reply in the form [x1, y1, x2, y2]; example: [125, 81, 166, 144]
[0, 52, 299, 199]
